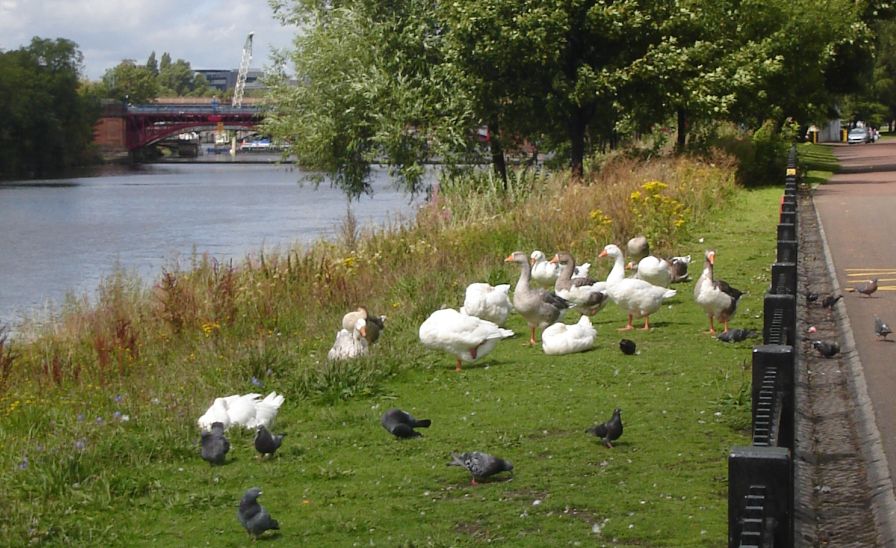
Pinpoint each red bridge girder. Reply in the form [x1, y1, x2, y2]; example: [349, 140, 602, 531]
[123, 108, 263, 150]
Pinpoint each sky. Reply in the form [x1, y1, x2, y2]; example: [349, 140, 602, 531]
[0, 0, 299, 80]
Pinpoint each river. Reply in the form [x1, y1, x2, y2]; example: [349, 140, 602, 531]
[0, 162, 426, 327]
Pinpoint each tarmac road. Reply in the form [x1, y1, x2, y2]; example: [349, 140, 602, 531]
[812, 140, 896, 526]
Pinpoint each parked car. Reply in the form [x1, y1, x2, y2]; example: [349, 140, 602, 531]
[847, 127, 871, 144]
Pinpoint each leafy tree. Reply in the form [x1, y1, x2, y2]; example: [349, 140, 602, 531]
[0, 38, 99, 177]
[101, 60, 159, 103]
[158, 58, 199, 96]
[159, 52, 172, 72]
[146, 51, 158, 76]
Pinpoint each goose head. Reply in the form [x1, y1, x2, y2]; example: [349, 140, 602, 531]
[529, 250, 547, 266]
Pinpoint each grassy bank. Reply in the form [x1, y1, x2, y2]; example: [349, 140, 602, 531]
[0, 152, 781, 546]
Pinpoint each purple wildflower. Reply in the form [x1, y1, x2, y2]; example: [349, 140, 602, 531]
[114, 394, 124, 403]
[112, 411, 122, 420]
[17, 456, 28, 470]
[73, 439, 87, 451]
[76, 413, 85, 422]
[251, 376, 263, 387]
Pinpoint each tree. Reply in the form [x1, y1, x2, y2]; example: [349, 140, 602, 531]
[101, 60, 159, 103]
[0, 37, 99, 177]
[146, 51, 159, 76]
[158, 58, 199, 95]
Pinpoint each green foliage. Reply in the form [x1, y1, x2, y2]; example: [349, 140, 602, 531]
[0, 37, 100, 178]
[101, 59, 159, 103]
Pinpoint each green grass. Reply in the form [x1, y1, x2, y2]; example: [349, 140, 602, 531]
[797, 142, 837, 186]
[0, 158, 784, 546]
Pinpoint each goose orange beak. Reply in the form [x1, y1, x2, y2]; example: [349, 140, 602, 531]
[598, 249, 608, 258]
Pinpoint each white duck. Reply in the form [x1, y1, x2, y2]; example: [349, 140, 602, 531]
[541, 315, 597, 355]
[328, 317, 370, 360]
[505, 251, 574, 345]
[603, 278, 677, 330]
[460, 282, 513, 326]
[419, 308, 514, 371]
[197, 391, 285, 431]
[632, 255, 672, 287]
[694, 250, 743, 334]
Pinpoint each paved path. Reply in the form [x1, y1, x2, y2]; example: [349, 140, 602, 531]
[812, 141, 896, 539]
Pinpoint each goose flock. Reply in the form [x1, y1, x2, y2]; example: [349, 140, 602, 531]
[412, 236, 745, 368]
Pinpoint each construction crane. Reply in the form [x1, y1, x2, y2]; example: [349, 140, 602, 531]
[232, 32, 254, 108]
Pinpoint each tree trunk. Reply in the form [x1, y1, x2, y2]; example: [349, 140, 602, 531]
[488, 120, 508, 188]
[676, 107, 687, 151]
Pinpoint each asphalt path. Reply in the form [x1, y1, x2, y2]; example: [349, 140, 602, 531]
[812, 140, 896, 509]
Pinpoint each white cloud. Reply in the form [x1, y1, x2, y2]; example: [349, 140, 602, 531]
[0, 0, 298, 79]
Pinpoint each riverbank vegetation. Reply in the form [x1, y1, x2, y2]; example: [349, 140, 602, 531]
[0, 145, 793, 545]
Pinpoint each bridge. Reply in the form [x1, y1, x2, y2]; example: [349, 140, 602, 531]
[93, 101, 265, 157]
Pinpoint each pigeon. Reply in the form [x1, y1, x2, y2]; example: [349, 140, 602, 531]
[805, 290, 819, 303]
[619, 339, 637, 355]
[812, 340, 840, 358]
[821, 293, 842, 308]
[254, 425, 286, 458]
[237, 487, 280, 539]
[381, 408, 432, 438]
[875, 316, 892, 340]
[199, 422, 230, 465]
[716, 328, 758, 343]
[586, 408, 623, 448]
[849, 278, 879, 297]
[448, 451, 513, 485]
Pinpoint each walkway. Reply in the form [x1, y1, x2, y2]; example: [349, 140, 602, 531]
[806, 140, 896, 544]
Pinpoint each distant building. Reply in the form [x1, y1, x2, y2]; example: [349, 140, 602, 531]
[194, 68, 266, 93]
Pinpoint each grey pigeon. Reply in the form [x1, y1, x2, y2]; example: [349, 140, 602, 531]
[619, 339, 637, 355]
[254, 425, 286, 457]
[851, 278, 879, 297]
[448, 451, 513, 484]
[200, 422, 230, 465]
[821, 293, 842, 308]
[717, 328, 758, 343]
[812, 340, 840, 358]
[237, 487, 280, 539]
[381, 408, 431, 438]
[875, 316, 892, 340]
[586, 408, 623, 448]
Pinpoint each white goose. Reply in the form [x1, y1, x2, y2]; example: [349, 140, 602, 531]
[197, 391, 285, 431]
[327, 317, 370, 360]
[632, 255, 672, 287]
[541, 315, 597, 355]
[460, 282, 513, 326]
[694, 250, 743, 334]
[595, 244, 628, 287]
[418, 308, 514, 371]
[603, 278, 677, 330]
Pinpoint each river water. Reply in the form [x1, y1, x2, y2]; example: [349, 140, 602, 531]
[0, 162, 425, 327]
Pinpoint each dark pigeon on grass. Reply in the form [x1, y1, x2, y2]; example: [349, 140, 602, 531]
[812, 340, 840, 358]
[381, 408, 431, 438]
[849, 278, 879, 297]
[586, 408, 623, 448]
[875, 316, 892, 340]
[717, 328, 758, 343]
[448, 451, 513, 485]
[619, 339, 637, 355]
[821, 293, 842, 309]
[237, 487, 280, 539]
[254, 425, 286, 458]
[200, 421, 230, 465]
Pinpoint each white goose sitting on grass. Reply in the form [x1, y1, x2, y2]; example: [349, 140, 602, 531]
[541, 314, 597, 355]
[327, 317, 369, 361]
[197, 392, 285, 431]
[418, 308, 514, 372]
